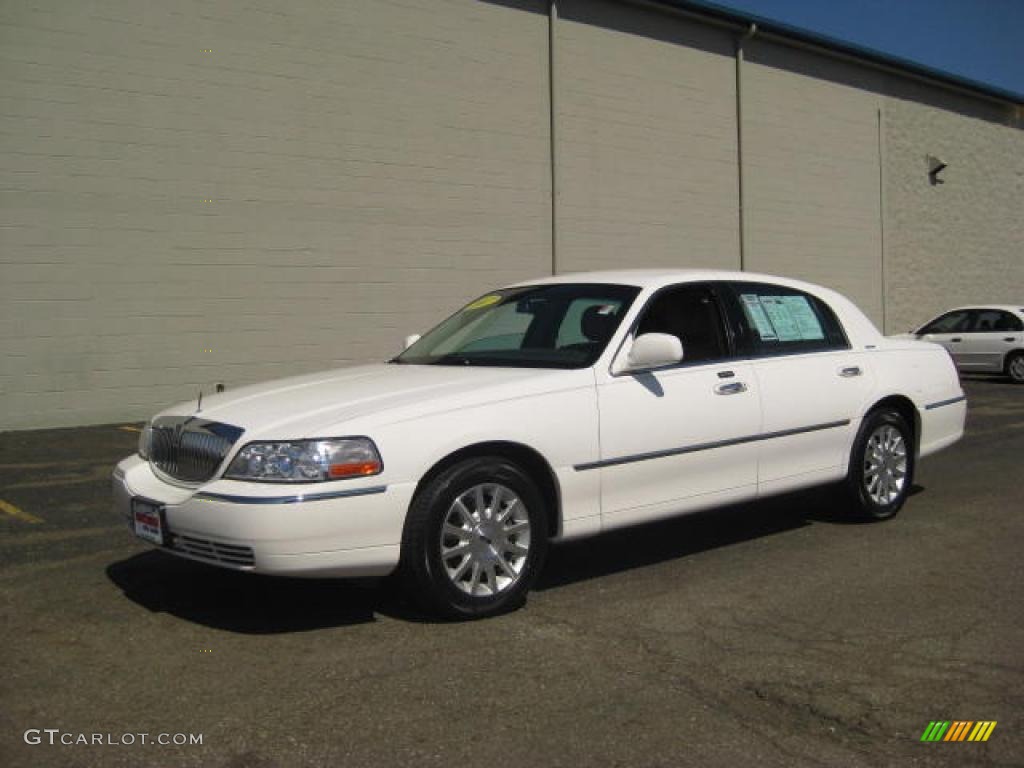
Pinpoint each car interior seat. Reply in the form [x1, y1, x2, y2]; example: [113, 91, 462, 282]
[581, 305, 619, 344]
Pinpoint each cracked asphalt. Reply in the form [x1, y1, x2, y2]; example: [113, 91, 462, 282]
[1, 377, 1021, 767]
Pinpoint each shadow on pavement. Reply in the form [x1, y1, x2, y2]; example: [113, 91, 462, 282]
[107, 484, 927, 629]
[538, 490, 804, 591]
[538, 483, 925, 590]
[106, 552, 391, 633]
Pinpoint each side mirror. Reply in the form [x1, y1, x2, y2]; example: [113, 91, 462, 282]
[403, 334, 421, 350]
[613, 333, 683, 374]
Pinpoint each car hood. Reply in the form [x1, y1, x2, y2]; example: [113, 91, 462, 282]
[156, 363, 583, 439]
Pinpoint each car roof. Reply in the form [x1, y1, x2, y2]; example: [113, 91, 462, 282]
[944, 304, 1024, 314]
[509, 268, 884, 346]
[512, 268, 829, 293]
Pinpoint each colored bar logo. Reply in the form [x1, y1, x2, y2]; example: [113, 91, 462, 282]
[920, 721, 997, 742]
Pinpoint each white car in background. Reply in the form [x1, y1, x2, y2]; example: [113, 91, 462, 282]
[894, 305, 1024, 383]
[114, 270, 966, 618]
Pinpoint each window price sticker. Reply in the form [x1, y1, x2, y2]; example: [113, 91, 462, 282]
[740, 294, 778, 341]
[740, 294, 825, 342]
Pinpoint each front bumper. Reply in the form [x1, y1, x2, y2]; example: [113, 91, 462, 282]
[113, 455, 414, 577]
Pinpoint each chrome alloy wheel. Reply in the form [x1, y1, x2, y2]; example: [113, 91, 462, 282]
[863, 425, 908, 505]
[1009, 355, 1024, 382]
[439, 483, 531, 597]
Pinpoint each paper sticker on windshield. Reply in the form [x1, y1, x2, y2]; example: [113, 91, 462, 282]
[465, 294, 502, 311]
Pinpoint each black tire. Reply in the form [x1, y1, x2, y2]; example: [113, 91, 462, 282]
[844, 408, 915, 521]
[400, 457, 549, 619]
[1005, 351, 1024, 384]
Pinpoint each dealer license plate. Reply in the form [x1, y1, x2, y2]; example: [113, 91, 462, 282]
[132, 499, 164, 545]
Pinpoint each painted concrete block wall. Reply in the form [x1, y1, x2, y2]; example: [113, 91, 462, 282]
[0, 0, 552, 429]
[742, 41, 886, 327]
[552, 0, 740, 273]
[881, 97, 1024, 334]
[3, 0, 1023, 431]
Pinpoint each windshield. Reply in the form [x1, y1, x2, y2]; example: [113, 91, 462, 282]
[395, 283, 640, 368]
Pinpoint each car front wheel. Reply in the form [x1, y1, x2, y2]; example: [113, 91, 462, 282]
[845, 408, 914, 520]
[400, 457, 548, 619]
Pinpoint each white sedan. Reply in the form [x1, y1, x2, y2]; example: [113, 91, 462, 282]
[893, 305, 1024, 383]
[113, 270, 966, 618]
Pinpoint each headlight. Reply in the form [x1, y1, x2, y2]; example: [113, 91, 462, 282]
[138, 423, 153, 460]
[224, 438, 382, 483]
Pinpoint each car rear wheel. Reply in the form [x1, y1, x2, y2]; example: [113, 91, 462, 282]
[845, 408, 914, 520]
[400, 457, 548, 619]
[1006, 352, 1024, 384]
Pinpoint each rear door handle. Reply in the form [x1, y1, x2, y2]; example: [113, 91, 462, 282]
[950, 337, 962, 343]
[1005, 337, 1016, 343]
[838, 366, 862, 378]
[714, 381, 747, 395]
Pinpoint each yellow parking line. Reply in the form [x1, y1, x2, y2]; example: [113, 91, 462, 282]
[118, 425, 142, 433]
[0, 499, 43, 524]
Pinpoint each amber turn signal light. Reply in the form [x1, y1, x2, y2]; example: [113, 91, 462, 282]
[328, 461, 381, 478]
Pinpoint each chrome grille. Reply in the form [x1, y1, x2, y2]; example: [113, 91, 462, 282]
[150, 417, 243, 483]
[171, 534, 255, 568]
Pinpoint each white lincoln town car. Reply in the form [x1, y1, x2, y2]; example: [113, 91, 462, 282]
[114, 270, 966, 618]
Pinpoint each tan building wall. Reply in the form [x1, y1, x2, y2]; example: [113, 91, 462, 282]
[742, 41, 886, 326]
[552, 0, 741, 272]
[740, 36, 1023, 334]
[881, 97, 1024, 333]
[552, 6, 1023, 336]
[0, 0, 552, 429]
[1, 0, 1022, 430]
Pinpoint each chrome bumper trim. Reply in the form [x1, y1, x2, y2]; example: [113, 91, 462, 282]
[193, 485, 388, 505]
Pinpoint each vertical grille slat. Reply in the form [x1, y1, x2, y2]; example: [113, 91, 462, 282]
[149, 417, 243, 483]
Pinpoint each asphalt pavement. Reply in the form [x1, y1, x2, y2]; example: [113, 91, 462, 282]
[1, 376, 1021, 767]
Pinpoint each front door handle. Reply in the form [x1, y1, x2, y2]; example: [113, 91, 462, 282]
[838, 366, 862, 378]
[950, 337, 962, 343]
[714, 381, 747, 395]
[1005, 337, 1016, 343]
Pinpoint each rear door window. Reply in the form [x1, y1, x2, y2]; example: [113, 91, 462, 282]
[972, 310, 1023, 333]
[725, 282, 849, 357]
